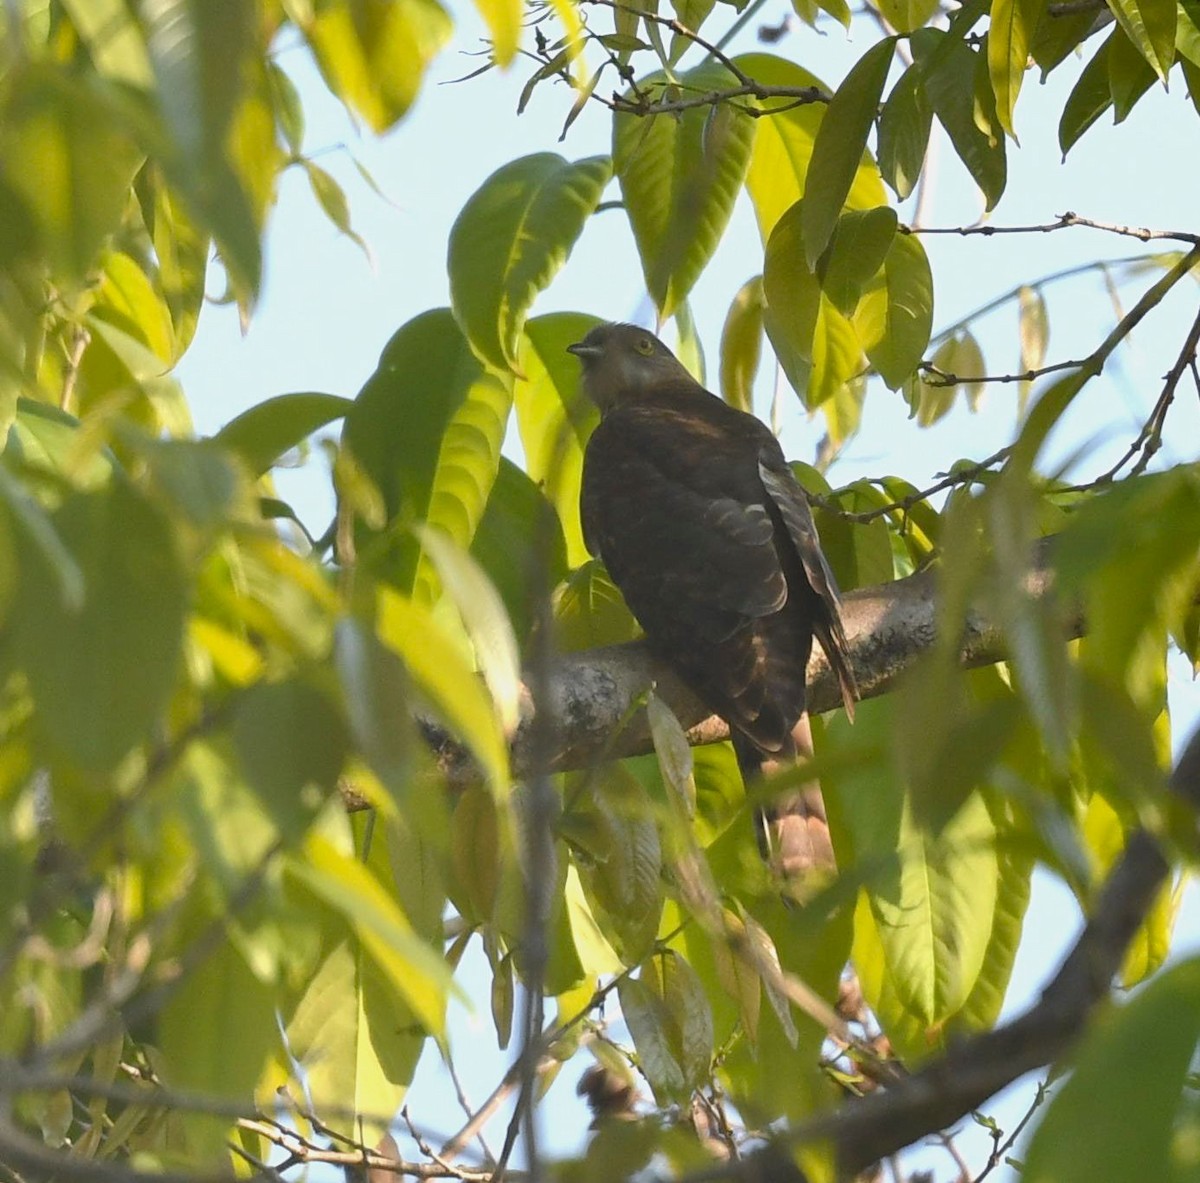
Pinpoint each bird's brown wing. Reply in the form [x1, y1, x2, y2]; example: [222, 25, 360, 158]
[757, 453, 858, 718]
[581, 407, 808, 749]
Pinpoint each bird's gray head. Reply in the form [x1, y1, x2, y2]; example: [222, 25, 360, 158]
[567, 322, 692, 413]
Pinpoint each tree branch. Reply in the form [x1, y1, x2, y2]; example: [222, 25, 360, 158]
[420, 538, 1068, 784]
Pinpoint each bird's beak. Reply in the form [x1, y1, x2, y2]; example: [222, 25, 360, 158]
[567, 341, 601, 359]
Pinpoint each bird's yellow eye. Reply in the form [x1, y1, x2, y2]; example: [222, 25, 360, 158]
[635, 337, 654, 356]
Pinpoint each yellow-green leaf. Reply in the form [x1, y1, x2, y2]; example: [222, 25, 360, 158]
[449, 154, 612, 373]
[614, 63, 755, 318]
[739, 52, 886, 242]
[802, 38, 896, 268]
[474, 0, 521, 65]
[1106, 0, 1176, 77]
[719, 276, 765, 412]
[300, 0, 453, 132]
[988, 0, 1040, 136]
[854, 228, 934, 390]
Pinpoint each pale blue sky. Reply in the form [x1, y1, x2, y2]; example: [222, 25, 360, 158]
[176, 5, 1200, 1175]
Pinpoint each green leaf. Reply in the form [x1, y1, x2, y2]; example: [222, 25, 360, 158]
[60, 0, 155, 88]
[232, 679, 350, 841]
[287, 831, 453, 1039]
[874, 0, 941, 31]
[619, 951, 713, 1102]
[1031, 1, 1101, 74]
[719, 276, 765, 412]
[302, 160, 369, 256]
[142, 0, 263, 301]
[988, 0, 1040, 136]
[129, 436, 245, 530]
[94, 250, 176, 366]
[299, 0, 453, 132]
[614, 63, 755, 318]
[449, 786, 501, 922]
[216, 392, 352, 476]
[376, 585, 510, 796]
[855, 228, 934, 390]
[159, 937, 278, 1162]
[738, 53, 886, 242]
[285, 931, 423, 1144]
[334, 616, 414, 797]
[817, 206, 899, 315]
[1106, 0, 1176, 76]
[1107, 21, 1159, 119]
[449, 154, 612, 373]
[553, 559, 640, 651]
[762, 201, 865, 409]
[877, 65, 933, 199]
[1023, 958, 1200, 1183]
[909, 330, 986, 423]
[835, 699, 999, 1059]
[414, 525, 522, 735]
[912, 29, 1007, 208]
[1059, 33, 1114, 153]
[13, 481, 186, 773]
[0, 68, 144, 283]
[802, 38, 896, 268]
[512, 312, 602, 567]
[341, 309, 512, 593]
[471, 457, 569, 645]
[474, 0, 522, 65]
[0, 467, 84, 612]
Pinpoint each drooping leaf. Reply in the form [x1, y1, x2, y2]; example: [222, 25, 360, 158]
[159, 936, 278, 1162]
[513, 311, 602, 566]
[1107, 22, 1159, 120]
[299, 0, 453, 132]
[13, 480, 187, 773]
[614, 63, 755, 318]
[802, 38, 896, 268]
[912, 29, 1007, 207]
[449, 154, 612, 372]
[817, 206, 899, 315]
[0, 68, 144, 284]
[1058, 33, 1115, 153]
[1107, 0, 1176, 77]
[762, 200, 866, 409]
[142, 0, 264, 301]
[877, 65, 933, 199]
[471, 457, 569, 646]
[375, 584, 509, 796]
[874, 0, 941, 31]
[216, 392, 352, 476]
[473, 0, 522, 65]
[988, 0, 1040, 136]
[287, 831, 454, 1039]
[740, 52, 888, 253]
[232, 679, 350, 841]
[719, 276, 765, 412]
[414, 525, 522, 735]
[855, 228, 934, 390]
[341, 309, 512, 593]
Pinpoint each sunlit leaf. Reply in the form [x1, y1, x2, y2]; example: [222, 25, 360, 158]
[988, 0, 1039, 136]
[614, 63, 754, 318]
[341, 309, 512, 594]
[855, 228, 933, 389]
[13, 480, 186, 773]
[818, 206, 899, 315]
[299, 0, 453, 132]
[216, 392, 352, 476]
[739, 53, 886, 244]
[288, 832, 453, 1038]
[719, 276, 765, 412]
[449, 154, 611, 372]
[473, 0, 522, 65]
[802, 38, 896, 268]
[1107, 0, 1176, 77]
[912, 29, 1007, 207]
[513, 311, 602, 566]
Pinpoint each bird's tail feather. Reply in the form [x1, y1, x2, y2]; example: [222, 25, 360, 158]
[733, 715, 836, 885]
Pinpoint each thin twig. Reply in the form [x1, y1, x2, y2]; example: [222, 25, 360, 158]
[905, 211, 1200, 247]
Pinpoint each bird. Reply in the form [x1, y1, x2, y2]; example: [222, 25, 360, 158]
[568, 322, 858, 882]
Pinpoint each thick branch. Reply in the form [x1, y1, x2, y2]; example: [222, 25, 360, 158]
[424, 539, 1065, 783]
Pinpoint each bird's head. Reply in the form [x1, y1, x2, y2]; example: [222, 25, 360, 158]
[567, 322, 692, 413]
